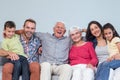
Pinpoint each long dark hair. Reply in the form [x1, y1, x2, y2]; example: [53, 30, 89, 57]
[86, 21, 103, 41]
[103, 23, 120, 38]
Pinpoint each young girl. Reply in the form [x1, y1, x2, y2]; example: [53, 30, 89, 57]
[69, 26, 98, 80]
[95, 23, 120, 80]
[103, 23, 120, 60]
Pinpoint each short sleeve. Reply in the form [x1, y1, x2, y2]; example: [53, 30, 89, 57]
[112, 37, 120, 44]
[1, 40, 8, 51]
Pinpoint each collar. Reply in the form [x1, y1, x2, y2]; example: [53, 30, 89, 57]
[52, 33, 66, 40]
[20, 34, 34, 43]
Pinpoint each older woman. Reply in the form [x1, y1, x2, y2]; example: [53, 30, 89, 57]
[69, 26, 98, 80]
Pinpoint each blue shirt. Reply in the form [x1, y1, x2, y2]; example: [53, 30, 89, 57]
[35, 32, 71, 65]
[20, 34, 41, 63]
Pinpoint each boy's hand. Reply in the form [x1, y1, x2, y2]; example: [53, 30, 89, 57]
[7, 51, 19, 60]
[107, 56, 115, 62]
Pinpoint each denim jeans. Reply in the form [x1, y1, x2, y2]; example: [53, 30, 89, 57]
[8, 55, 30, 80]
[95, 60, 120, 80]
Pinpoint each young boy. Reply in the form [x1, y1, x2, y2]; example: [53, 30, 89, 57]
[1, 21, 30, 80]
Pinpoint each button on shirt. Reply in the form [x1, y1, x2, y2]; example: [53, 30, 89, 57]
[35, 32, 71, 65]
[20, 34, 41, 63]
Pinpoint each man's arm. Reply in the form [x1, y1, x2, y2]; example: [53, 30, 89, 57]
[0, 49, 19, 60]
[15, 29, 24, 35]
[0, 49, 9, 56]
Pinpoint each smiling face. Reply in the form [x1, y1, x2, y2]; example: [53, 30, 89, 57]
[70, 29, 82, 43]
[4, 21, 16, 39]
[4, 27, 15, 38]
[23, 21, 36, 39]
[53, 22, 66, 38]
[103, 28, 113, 41]
[90, 23, 102, 38]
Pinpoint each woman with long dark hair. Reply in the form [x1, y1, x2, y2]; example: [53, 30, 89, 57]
[86, 21, 120, 80]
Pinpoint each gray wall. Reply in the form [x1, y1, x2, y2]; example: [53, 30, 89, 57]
[0, 0, 120, 41]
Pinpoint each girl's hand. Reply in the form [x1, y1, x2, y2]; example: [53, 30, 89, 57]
[107, 56, 115, 62]
[114, 54, 120, 60]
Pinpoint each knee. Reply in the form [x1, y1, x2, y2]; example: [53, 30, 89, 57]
[2, 63, 14, 74]
[83, 68, 94, 79]
[73, 68, 81, 76]
[84, 68, 94, 77]
[41, 62, 51, 69]
[41, 62, 50, 66]
[29, 62, 40, 73]
[85, 68, 94, 73]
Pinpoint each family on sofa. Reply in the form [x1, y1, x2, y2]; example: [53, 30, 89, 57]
[0, 19, 120, 80]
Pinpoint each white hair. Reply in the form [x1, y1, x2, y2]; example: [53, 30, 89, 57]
[69, 26, 81, 34]
[54, 21, 66, 30]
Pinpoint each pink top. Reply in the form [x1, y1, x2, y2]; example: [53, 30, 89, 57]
[69, 42, 98, 66]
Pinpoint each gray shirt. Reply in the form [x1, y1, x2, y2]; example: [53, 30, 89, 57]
[95, 45, 109, 64]
[35, 32, 71, 65]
